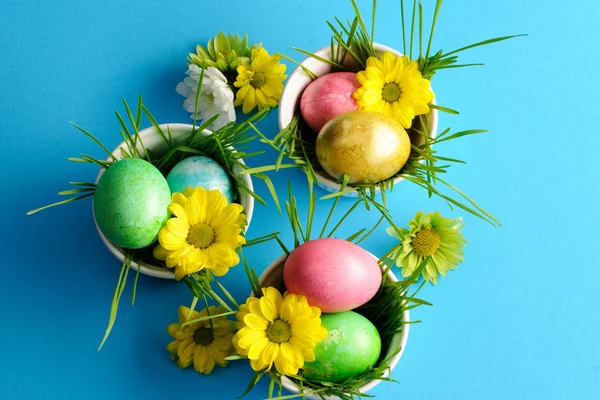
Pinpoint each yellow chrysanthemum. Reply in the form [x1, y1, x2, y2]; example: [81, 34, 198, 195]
[167, 305, 235, 374]
[153, 186, 246, 280]
[387, 211, 467, 284]
[233, 47, 287, 114]
[233, 287, 328, 376]
[353, 52, 434, 128]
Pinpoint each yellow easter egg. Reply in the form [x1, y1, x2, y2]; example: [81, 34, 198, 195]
[315, 111, 411, 184]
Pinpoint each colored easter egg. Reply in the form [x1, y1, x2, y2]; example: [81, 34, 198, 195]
[283, 238, 381, 313]
[300, 72, 360, 133]
[316, 110, 411, 184]
[166, 156, 234, 203]
[94, 158, 171, 249]
[301, 311, 382, 383]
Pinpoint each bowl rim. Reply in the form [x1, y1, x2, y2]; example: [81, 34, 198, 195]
[258, 252, 410, 399]
[92, 123, 255, 280]
[277, 42, 438, 196]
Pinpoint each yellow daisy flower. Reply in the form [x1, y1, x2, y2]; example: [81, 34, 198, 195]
[353, 52, 434, 128]
[387, 211, 467, 284]
[233, 47, 287, 114]
[153, 186, 246, 280]
[233, 287, 328, 376]
[167, 305, 235, 374]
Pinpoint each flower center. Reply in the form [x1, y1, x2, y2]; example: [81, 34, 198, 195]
[412, 228, 441, 257]
[188, 223, 215, 249]
[382, 82, 402, 103]
[194, 327, 214, 346]
[251, 72, 266, 88]
[266, 319, 291, 343]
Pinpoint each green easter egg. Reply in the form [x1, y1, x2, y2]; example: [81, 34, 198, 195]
[301, 311, 381, 383]
[94, 158, 171, 249]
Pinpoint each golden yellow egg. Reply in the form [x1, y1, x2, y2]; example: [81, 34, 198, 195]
[315, 110, 411, 184]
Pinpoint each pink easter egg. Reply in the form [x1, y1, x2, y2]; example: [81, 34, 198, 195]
[283, 238, 382, 313]
[300, 72, 360, 133]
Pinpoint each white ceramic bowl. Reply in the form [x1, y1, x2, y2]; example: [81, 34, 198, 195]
[278, 43, 438, 196]
[93, 124, 254, 279]
[258, 253, 409, 399]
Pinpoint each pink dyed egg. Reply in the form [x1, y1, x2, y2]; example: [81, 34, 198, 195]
[300, 72, 360, 133]
[283, 238, 382, 313]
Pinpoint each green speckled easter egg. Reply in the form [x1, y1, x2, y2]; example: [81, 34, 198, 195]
[94, 158, 171, 249]
[301, 311, 381, 383]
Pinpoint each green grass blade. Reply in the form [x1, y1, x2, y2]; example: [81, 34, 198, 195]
[429, 104, 459, 114]
[69, 181, 96, 187]
[409, 0, 417, 58]
[425, 0, 443, 60]
[400, 0, 407, 54]
[98, 257, 131, 350]
[131, 263, 141, 306]
[58, 188, 95, 195]
[442, 34, 527, 57]
[26, 192, 94, 215]
[291, 47, 345, 69]
[434, 129, 487, 144]
[69, 121, 117, 161]
[276, 53, 317, 80]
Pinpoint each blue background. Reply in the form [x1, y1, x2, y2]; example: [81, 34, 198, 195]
[1, 0, 598, 399]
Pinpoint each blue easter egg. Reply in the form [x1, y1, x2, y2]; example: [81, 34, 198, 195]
[166, 156, 234, 203]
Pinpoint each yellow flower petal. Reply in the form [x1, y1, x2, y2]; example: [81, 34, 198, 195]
[203, 346, 215, 374]
[153, 244, 169, 260]
[259, 296, 278, 322]
[167, 339, 181, 354]
[185, 197, 201, 226]
[280, 294, 298, 324]
[243, 313, 269, 330]
[212, 203, 244, 230]
[208, 343, 227, 366]
[171, 192, 187, 208]
[237, 328, 267, 349]
[250, 358, 269, 372]
[167, 218, 189, 239]
[182, 187, 195, 197]
[169, 203, 188, 224]
[193, 345, 208, 373]
[248, 337, 270, 360]
[178, 337, 196, 361]
[158, 230, 186, 251]
[260, 342, 280, 366]
[280, 341, 303, 367]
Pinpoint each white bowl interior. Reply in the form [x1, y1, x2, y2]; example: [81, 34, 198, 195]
[93, 124, 254, 279]
[278, 43, 438, 196]
[258, 253, 409, 399]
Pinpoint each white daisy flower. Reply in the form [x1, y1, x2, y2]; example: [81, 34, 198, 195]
[176, 65, 236, 130]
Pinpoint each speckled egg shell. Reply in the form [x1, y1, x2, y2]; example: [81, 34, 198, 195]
[94, 158, 171, 249]
[166, 156, 234, 203]
[300, 72, 360, 133]
[301, 311, 382, 383]
[283, 238, 381, 313]
[316, 110, 411, 184]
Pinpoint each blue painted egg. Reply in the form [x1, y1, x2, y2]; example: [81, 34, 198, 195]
[166, 156, 234, 203]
